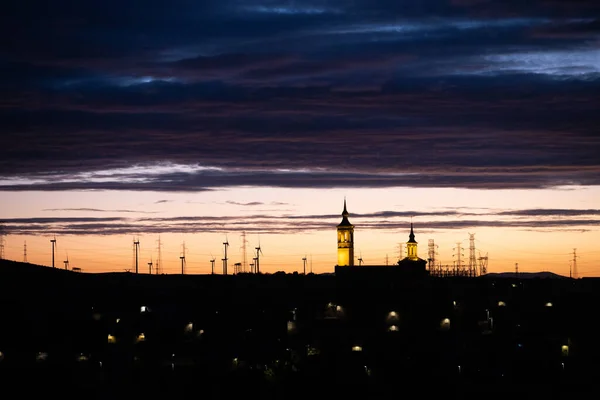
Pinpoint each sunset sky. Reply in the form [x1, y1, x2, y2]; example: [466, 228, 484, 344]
[1, 0, 599, 276]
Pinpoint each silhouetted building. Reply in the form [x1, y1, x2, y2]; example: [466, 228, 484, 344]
[336, 199, 354, 267]
[335, 202, 428, 279]
[397, 222, 428, 276]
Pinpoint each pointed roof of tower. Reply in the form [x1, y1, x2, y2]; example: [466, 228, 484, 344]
[337, 198, 353, 227]
[407, 222, 417, 243]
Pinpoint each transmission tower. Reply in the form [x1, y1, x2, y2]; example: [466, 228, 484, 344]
[428, 239, 437, 270]
[468, 233, 477, 276]
[23, 241, 27, 263]
[133, 239, 140, 274]
[241, 231, 248, 272]
[478, 252, 488, 275]
[453, 242, 464, 270]
[156, 235, 163, 274]
[397, 242, 404, 261]
[0, 227, 5, 260]
[572, 248, 579, 279]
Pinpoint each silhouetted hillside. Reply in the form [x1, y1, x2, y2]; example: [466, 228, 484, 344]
[1, 259, 599, 399]
[483, 271, 568, 279]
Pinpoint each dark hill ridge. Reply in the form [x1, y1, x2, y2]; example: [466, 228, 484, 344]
[1, 258, 600, 398]
[483, 271, 568, 279]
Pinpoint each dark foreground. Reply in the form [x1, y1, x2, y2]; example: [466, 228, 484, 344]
[1, 260, 599, 399]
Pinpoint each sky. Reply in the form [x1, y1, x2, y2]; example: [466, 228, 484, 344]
[1, 0, 599, 276]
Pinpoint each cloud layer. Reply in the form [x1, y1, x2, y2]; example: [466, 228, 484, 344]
[1, 1, 599, 190]
[2, 208, 598, 236]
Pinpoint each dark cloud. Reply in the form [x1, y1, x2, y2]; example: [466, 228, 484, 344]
[225, 201, 267, 206]
[1, 207, 598, 236]
[1, 1, 599, 190]
[43, 208, 157, 213]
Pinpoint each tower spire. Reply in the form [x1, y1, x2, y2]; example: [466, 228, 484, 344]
[406, 220, 418, 260]
[337, 198, 354, 267]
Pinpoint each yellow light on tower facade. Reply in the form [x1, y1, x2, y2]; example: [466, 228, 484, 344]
[351, 345, 363, 352]
[184, 322, 194, 333]
[561, 345, 569, 357]
[107, 334, 116, 344]
[388, 325, 399, 332]
[135, 333, 146, 343]
[546, 302, 553, 307]
[337, 199, 354, 266]
[498, 301, 506, 307]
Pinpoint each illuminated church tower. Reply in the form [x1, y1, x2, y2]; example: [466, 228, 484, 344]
[406, 223, 418, 261]
[337, 199, 354, 266]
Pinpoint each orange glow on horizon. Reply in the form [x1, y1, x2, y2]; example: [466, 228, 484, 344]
[1, 186, 599, 277]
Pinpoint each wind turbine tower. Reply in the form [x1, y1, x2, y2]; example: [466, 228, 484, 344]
[302, 255, 307, 275]
[23, 241, 27, 263]
[210, 257, 215, 274]
[255, 244, 263, 274]
[180, 241, 186, 275]
[148, 258, 153, 274]
[64, 253, 69, 270]
[50, 236, 57, 268]
[223, 237, 229, 275]
[133, 239, 140, 274]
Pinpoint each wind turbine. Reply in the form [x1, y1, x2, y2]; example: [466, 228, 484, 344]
[255, 243, 263, 274]
[302, 255, 307, 275]
[358, 251, 364, 266]
[210, 254, 215, 275]
[50, 235, 57, 268]
[133, 238, 140, 274]
[223, 236, 229, 275]
[180, 241, 186, 275]
[64, 252, 69, 270]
